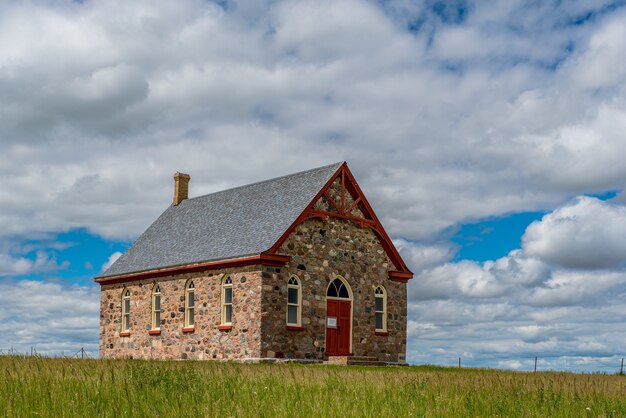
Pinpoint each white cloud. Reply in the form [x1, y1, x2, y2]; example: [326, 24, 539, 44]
[487, 250, 549, 286]
[0, 1, 624, 242]
[406, 195, 626, 369]
[101, 251, 122, 272]
[524, 270, 626, 307]
[394, 239, 455, 272]
[0, 254, 32, 275]
[409, 259, 506, 300]
[569, 12, 626, 89]
[408, 249, 550, 302]
[523, 197, 626, 269]
[0, 280, 99, 355]
[497, 359, 524, 370]
[0, 251, 68, 276]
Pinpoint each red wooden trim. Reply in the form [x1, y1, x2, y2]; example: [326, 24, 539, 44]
[286, 325, 305, 331]
[218, 325, 232, 331]
[375, 331, 389, 336]
[341, 170, 346, 213]
[95, 253, 291, 285]
[307, 209, 375, 225]
[389, 270, 413, 282]
[148, 329, 161, 335]
[119, 331, 130, 337]
[345, 197, 361, 215]
[182, 326, 195, 333]
[266, 163, 413, 280]
[323, 190, 342, 214]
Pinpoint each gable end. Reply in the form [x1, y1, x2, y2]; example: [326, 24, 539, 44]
[266, 162, 413, 281]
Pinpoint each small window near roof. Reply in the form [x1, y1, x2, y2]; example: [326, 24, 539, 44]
[185, 280, 195, 327]
[222, 275, 233, 325]
[374, 286, 387, 332]
[287, 276, 301, 326]
[122, 288, 131, 332]
[152, 284, 161, 330]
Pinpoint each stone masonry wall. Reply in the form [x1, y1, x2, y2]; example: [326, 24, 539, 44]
[260, 217, 408, 363]
[99, 267, 262, 360]
[99, 217, 408, 362]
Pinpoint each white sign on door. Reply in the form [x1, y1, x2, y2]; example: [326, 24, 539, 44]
[327, 317, 337, 328]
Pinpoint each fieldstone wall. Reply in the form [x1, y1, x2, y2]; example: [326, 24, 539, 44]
[260, 217, 408, 363]
[99, 267, 263, 360]
[313, 178, 365, 219]
[99, 216, 408, 363]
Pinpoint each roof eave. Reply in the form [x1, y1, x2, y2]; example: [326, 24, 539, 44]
[389, 270, 414, 282]
[94, 253, 291, 286]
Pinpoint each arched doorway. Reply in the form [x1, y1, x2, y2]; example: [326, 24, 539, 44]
[325, 276, 353, 356]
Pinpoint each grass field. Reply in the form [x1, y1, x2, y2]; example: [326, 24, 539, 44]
[1, 356, 626, 417]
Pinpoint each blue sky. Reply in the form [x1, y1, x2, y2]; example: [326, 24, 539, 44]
[452, 212, 545, 262]
[2, 0, 626, 372]
[14, 229, 129, 286]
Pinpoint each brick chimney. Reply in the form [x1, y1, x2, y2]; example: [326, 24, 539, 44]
[173, 172, 190, 206]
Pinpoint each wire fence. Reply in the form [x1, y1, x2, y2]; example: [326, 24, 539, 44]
[444, 355, 626, 375]
[2, 348, 625, 374]
[0, 347, 96, 359]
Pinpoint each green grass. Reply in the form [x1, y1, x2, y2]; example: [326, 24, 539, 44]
[1, 356, 626, 417]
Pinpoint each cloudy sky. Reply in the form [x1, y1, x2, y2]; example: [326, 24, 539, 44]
[1, 0, 626, 371]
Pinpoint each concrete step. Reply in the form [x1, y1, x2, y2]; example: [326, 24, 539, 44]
[346, 358, 386, 367]
[347, 356, 378, 362]
[347, 361, 387, 367]
[325, 356, 350, 365]
[324, 355, 386, 366]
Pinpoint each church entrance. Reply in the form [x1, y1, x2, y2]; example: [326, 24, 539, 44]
[325, 277, 352, 356]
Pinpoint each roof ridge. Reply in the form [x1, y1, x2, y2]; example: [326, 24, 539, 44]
[184, 161, 344, 203]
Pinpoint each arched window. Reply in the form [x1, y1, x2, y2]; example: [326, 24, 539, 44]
[221, 275, 233, 325]
[327, 277, 350, 299]
[185, 280, 195, 328]
[121, 288, 131, 332]
[374, 286, 387, 332]
[152, 284, 161, 330]
[287, 276, 301, 326]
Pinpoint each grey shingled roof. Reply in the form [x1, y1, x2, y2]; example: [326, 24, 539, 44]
[98, 162, 343, 278]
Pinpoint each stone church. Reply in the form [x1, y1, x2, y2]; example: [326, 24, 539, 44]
[96, 162, 413, 364]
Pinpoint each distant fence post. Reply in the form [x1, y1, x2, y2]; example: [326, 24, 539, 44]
[458, 357, 461, 368]
[621, 358, 624, 375]
[534, 356, 537, 372]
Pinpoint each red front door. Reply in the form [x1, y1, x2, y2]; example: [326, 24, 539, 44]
[325, 299, 351, 356]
